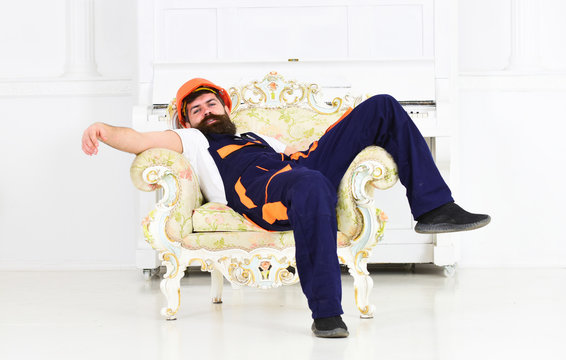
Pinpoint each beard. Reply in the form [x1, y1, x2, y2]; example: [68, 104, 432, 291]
[194, 112, 237, 136]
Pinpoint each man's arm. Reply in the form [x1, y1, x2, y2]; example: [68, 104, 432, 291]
[81, 122, 182, 156]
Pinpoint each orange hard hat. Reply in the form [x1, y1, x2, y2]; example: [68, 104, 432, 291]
[175, 78, 232, 128]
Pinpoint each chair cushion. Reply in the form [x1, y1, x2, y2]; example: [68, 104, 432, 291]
[189, 202, 352, 251]
[181, 230, 351, 252]
[192, 202, 264, 232]
[182, 230, 295, 251]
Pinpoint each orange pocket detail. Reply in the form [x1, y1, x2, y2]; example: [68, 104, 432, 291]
[217, 142, 255, 159]
[262, 202, 288, 224]
[235, 177, 257, 209]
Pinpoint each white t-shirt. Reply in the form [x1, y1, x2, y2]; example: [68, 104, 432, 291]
[172, 129, 287, 204]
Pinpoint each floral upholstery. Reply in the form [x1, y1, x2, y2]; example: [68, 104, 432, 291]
[232, 105, 351, 150]
[336, 146, 397, 238]
[181, 229, 352, 252]
[192, 202, 265, 232]
[182, 230, 294, 251]
[131, 148, 204, 241]
[190, 203, 353, 250]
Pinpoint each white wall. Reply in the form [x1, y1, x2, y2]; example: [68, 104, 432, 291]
[457, 0, 566, 266]
[1, 0, 565, 270]
[457, 90, 566, 267]
[0, 96, 137, 269]
[0, 0, 138, 270]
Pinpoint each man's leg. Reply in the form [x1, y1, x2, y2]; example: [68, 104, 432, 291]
[296, 94, 490, 232]
[297, 94, 453, 219]
[245, 166, 349, 337]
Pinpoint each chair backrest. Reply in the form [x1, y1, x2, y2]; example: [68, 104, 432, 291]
[229, 72, 360, 150]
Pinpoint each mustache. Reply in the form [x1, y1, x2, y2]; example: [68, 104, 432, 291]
[195, 112, 237, 135]
[202, 113, 230, 124]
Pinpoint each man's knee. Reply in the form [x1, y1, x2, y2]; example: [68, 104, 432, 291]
[363, 94, 410, 128]
[366, 94, 401, 110]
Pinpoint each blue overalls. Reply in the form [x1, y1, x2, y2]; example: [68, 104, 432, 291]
[206, 94, 453, 319]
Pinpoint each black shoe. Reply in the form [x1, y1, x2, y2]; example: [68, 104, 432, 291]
[415, 202, 491, 234]
[311, 316, 349, 338]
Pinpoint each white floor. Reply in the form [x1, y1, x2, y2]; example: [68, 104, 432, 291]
[1, 266, 565, 360]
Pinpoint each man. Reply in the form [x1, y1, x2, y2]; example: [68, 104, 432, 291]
[82, 78, 490, 338]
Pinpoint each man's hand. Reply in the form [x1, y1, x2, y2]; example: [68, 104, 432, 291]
[284, 145, 299, 156]
[82, 122, 107, 156]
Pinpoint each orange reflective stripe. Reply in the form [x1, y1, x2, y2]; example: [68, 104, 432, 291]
[262, 202, 288, 224]
[290, 141, 318, 161]
[217, 142, 255, 159]
[325, 107, 353, 134]
[265, 164, 292, 202]
[235, 177, 257, 209]
[256, 166, 269, 171]
[290, 152, 304, 161]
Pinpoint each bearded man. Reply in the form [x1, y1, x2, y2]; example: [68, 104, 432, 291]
[82, 78, 490, 338]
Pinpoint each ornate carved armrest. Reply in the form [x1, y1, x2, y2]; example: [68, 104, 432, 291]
[337, 145, 398, 249]
[336, 145, 398, 318]
[130, 148, 204, 252]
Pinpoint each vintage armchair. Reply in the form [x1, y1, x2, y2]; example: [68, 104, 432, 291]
[130, 72, 399, 320]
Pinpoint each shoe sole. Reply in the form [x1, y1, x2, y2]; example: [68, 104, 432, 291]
[311, 323, 349, 338]
[415, 216, 491, 234]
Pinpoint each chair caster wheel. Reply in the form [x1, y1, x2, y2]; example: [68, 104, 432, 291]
[443, 265, 456, 278]
[142, 268, 160, 280]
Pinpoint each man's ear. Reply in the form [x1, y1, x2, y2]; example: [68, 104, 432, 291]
[174, 111, 190, 128]
[179, 111, 192, 128]
[180, 119, 191, 128]
[224, 104, 231, 116]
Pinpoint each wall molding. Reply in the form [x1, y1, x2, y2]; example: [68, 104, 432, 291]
[64, 0, 100, 77]
[0, 77, 133, 97]
[506, 0, 541, 71]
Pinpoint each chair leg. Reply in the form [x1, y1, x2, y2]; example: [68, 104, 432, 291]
[210, 268, 224, 304]
[345, 254, 376, 319]
[160, 253, 187, 320]
[351, 270, 375, 318]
